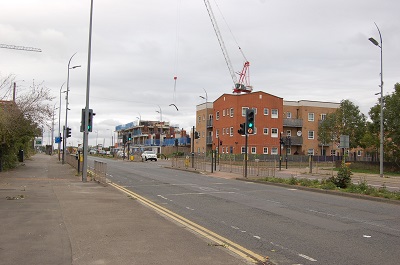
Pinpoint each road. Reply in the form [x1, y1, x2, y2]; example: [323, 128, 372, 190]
[88, 157, 400, 265]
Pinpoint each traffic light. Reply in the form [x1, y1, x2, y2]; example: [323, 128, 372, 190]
[123, 135, 127, 144]
[246, 109, 255, 134]
[128, 133, 132, 141]
[238, 122, 246, 135]
[88, 109, 94, 132]
[66, 127, 72, 138]
[194, 131, 200, 139]
[60, 136, 63, 143]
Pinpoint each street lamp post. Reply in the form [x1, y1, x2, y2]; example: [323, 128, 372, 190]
[369, 22, 384, 178]
[200, 88, 208, 153]
[62, 53, 81, 164]
[58, 82, 65, 161]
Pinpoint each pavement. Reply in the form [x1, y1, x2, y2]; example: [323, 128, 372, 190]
[0, 154, 257, 265]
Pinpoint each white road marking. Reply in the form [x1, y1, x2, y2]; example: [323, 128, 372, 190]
[298, 254, 317, 261]
[185, 206, 195, 211]
[166, 191, 235, 196]
[363, 235, 372, 238]
[253, 236, 261, 240]
[231, 226, 240, 230]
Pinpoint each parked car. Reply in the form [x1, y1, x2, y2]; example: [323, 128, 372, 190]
[141, 151, 157, 161]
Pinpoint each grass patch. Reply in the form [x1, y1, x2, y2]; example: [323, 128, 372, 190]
[258, 176, 400, 201]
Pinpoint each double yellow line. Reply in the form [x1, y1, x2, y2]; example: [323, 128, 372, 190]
[109, 182, 267, 264]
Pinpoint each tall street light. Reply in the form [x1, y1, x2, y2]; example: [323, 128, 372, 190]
[369, 22, 384, 178]
[199, 88, 208, 153]
[62, 52, 81, 164]
[58, 82, 65, 161]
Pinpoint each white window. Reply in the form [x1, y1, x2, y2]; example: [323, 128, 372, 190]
[308, 113, 315, 122]
[222, 128, 225, 135]
[230, 108, 234, 117]
[271, 147, 278, 155]
[286, 130, 291, 137]
[357, 150, 362, 156]
[271, 128, 278, 138]
[271, 109, 278, 118]
[198, 116, 201, 123]
[263, 147, 268, 154]
[251, 147, 256, 154]
[216, 111, 220, 120]
[331, 150, 336, 156]
[321, 113, 327, 120]
[308, 130, 314, 139]
[308, 149, 314, 155]
[222, 109, 226, 117]
[287, 112, 292, 118]
[253, 108, 257, 114]
[216, 129, 219, 137]
[263, 108, 269, 115]
[230, 127, 233, 136]
[241, 107, 248, 116]
[263, 128, 269, 135]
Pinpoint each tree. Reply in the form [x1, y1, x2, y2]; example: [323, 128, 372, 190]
[0, 74, 53, 169]
[369, 83, 400, 166]
[318, 99, 367, 150]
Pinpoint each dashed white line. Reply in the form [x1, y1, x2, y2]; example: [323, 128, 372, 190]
[253, 236, 261, 240]
[298, 253, 317, 261]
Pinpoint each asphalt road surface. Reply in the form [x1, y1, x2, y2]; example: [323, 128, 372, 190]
[88, 157, 400, 265]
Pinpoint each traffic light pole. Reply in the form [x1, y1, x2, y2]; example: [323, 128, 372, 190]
[244, 133, 248, 178]
[191, 126, 195, 168]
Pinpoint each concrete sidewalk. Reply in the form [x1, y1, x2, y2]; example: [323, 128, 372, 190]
[0, 154, 252, 265]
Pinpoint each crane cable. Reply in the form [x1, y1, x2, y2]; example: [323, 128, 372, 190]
[212, 0, 247, 62]
[173, 0, 182, 105]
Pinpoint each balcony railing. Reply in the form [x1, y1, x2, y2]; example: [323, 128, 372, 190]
[283, 118, 303, 127]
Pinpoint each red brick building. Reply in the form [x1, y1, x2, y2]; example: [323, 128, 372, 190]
[212, 91, 283, 155]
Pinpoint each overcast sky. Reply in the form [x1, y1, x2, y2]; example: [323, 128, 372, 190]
[1, 0, 399, 147]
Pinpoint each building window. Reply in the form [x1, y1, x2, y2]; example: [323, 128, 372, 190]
[286, 147, 291, 155]
[263, 128, 269, 135]
[216, 111, 220, 120]
[308, 130, 314, 139]
[271, 147, 278, 155]
[271, 128, 278, 138]
[357, 150, 362, 156]
[198, 116, 201, 123]
[286, 130, 291, 137]
[222, 109, 226, 117]
[331, 150, 336, 156]
[251, 147, 256, 154]
[216, 129, 219, 137]
[271, 109, 278, 118]
[222, 128, 225, 135]
[263, 147, 268, 154]
[241, 146, 246, 154]
[263, 108, 269, 115]
[308, 149, 314, 155]
[230, 127, 233, 136]
[287, 112, 292, 118]
[253, 108, 257, 114]
[230, 108, 234, 117]
[241, 107, 248, 116]
[321, 113, 327, 120]
[308, 113, 315, 121]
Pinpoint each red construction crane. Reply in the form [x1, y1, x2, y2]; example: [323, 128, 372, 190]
[203, 0, 252, 94]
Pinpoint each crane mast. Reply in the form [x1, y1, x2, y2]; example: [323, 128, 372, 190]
[0, 44, 42, 52]
[203, 0, 252, 93]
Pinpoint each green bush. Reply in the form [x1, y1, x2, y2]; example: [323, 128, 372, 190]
[329, 161, 353, 189]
